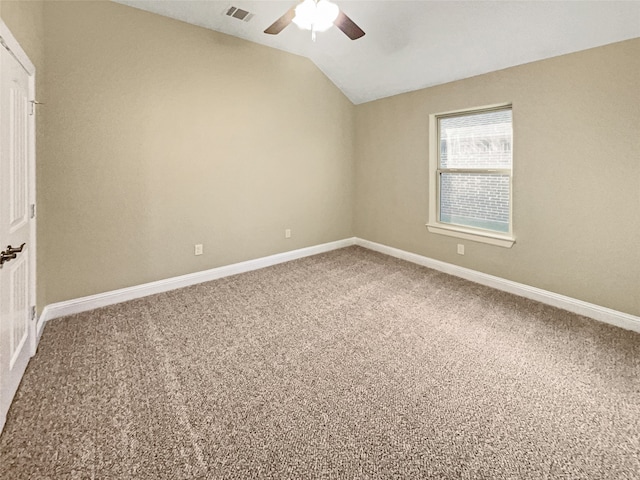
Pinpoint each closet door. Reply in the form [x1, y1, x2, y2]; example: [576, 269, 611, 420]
[0, 36, 35, 435]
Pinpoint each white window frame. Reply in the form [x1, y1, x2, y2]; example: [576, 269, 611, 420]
[427, 103, 515, 248]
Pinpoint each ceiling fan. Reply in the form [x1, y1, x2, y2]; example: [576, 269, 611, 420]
[264, 0, 365, 41]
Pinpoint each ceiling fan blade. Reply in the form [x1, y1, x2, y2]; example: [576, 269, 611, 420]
[264, 7, 296, 35]
[334, 10, 365, 40]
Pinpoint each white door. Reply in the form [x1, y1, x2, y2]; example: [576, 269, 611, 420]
[0, 32, 35, 434]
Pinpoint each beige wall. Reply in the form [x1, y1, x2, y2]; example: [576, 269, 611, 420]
[2, 1, 638, 318]
[355, 38, 640, 316]
[40, 1, 355, 305]
[0, 0, 44, 68]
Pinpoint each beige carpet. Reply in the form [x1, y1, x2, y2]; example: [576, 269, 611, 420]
[1, 246, 639, 479]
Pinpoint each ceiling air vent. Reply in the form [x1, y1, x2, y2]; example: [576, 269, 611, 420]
[224, 6, 254, 22]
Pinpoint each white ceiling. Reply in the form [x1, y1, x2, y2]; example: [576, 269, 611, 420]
[113, 0, 640, 104]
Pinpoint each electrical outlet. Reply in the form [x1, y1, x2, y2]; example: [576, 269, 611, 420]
[194, 244, 203, 255]
[285, 229, 291, 239]
[457, 244, 465, 255]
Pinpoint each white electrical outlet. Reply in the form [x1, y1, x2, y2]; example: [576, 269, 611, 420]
[285, 229, 291, 239]
[457, 244, 465, 255]
[194, 244, 203, 255]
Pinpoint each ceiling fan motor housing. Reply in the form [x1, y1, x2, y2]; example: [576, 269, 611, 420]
[292, 0, 340, 32]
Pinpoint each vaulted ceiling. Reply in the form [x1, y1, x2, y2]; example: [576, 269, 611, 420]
[113, 1, 640, 104]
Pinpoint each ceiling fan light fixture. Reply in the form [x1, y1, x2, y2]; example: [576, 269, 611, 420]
[292, 0, 339, 33]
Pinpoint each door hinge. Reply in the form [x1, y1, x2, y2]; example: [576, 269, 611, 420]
[29, 100, 43, 116]
[30, 203, 36, 219]
[30, 306, 36, 321]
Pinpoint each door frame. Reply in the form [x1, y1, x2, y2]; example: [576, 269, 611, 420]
[0, 20, 37, 356]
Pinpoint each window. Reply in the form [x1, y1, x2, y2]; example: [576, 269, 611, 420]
[427, 104, 515, 248]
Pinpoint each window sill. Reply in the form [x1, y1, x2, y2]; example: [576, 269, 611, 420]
[426, 223, 515, 248]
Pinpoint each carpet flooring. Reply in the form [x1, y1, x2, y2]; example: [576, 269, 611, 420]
[1, 246, 639, 479]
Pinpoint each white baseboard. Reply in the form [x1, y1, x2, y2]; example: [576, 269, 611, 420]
[39, 238, 357, 324]
[355, 238, 640, 334]
[37, 236, 640, 336]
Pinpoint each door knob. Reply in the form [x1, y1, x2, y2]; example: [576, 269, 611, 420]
[5, 243, 25, 254]
[0, 243, 25, 267]
[0, 252, 17, 266]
